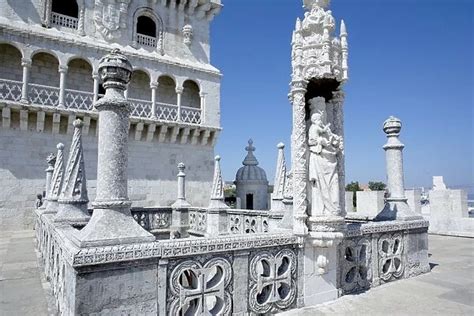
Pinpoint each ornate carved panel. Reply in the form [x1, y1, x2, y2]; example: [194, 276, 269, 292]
[248, 248, 297, 314]
[377, 233, 404, 283]
[340, 237, 372, 294]
[168, 256, 233, 315]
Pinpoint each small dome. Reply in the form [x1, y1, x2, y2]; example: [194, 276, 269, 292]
[235, 139, 268, 182]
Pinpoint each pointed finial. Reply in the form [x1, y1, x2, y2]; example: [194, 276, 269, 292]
[277, 142, 285, 149]
[209, 154, 228, 209]
[215, 155, 221, 162]
[177, 162, 186, 172]
[340, 19, 347, 37]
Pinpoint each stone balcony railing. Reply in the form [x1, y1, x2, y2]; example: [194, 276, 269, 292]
[50, 12, 78, 30]
[129, 207, 269, 238]
[136, 33, 157, 48]
[0, 78, 202, 124]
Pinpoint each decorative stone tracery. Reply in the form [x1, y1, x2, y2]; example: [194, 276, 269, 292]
[248, 248, 297, 314]
[168, 257, 233, 315]
[340, 237, 371, 294]
[377, 233, 404, 283]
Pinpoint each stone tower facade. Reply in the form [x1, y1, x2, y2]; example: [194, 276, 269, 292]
[0, 0, 223, 229]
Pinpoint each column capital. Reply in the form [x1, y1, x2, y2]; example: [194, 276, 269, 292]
[92, 73, 100, 80]
[199, 92, 207, 98]
[150, 82, 159, 89]
[58, 65, 68, 73]
[175, 87, 183, 94]
[21, 58, 32, 67]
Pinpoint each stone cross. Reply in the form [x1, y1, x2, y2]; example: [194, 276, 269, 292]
[44, 143, 64, 214]
[377, 116, 422, 221]
[76, 49, 154, 246]
[54, 119, 91, 225]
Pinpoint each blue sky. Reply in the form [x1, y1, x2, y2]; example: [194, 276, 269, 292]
[211, 0, 473, 191]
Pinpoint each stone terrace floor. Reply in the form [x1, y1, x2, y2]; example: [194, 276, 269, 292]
[0, 232, 473, 316]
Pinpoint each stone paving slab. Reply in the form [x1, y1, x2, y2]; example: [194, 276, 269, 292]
[0, 230, 50, 316]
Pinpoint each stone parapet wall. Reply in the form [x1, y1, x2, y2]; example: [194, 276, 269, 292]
[340, 220, 430, 295]
[35, 210, 301, 315]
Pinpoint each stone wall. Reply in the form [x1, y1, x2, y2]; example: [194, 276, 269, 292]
[129, 70, 152, 101]
[0, 120, 215, 230]
[30, 53, 60, 86]
[66, 59, 93, 92]
[0, 44, 22, 81]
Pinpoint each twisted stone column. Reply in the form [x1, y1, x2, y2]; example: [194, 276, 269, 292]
[77, 49, 154, 246]
[377, 116, 422, 221]
[290, 81, 308, 236]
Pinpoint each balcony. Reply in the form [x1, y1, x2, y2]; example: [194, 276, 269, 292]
[0, 78, 201, 124]
[50, 12, 78, 30]
[136, 34, 157, 48]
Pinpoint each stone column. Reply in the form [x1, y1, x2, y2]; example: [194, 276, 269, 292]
[150, 82, 158, 118]
[176, 87, 183, 121]
[77, 49, 154, 246]
[377, 116, 422, 221]
[290, 80, 309, 236]
[199, 92, 207, 124]
[92, 73, 99, 102]
[58, 65, 68, 108]
[78, 7, 85, 36]
[20, 58, 31, 103]
[171, 163, 191, 238]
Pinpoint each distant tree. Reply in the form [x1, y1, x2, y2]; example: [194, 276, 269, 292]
[224, 187, 236, 198]
[368, 181, 387, 191]
[345, 181, 361, 208]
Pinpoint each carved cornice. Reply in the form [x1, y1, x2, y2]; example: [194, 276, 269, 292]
[345, 220, 429, 238]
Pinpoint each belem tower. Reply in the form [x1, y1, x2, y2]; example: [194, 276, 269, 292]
[2, 0, 431, 315]
[0, 0, 222, 230]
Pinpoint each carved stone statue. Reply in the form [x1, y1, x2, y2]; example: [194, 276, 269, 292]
[307, 97, 343, 217]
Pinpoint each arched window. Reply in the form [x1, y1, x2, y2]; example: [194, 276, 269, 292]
[182, 80, 200, 108]
[136, 16, 157, 47]
[51, 0, 79, 29]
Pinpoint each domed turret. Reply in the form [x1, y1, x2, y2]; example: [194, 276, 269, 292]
[234, 139, 269, 210]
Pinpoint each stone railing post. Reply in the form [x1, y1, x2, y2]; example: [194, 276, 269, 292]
[58, 65, 68, 107]
[77, 49, 154, 246]
[176, 87, 183, 121]
[377, 116, 422, 221]
[150, 82, 158, 118]
[171, 162, 191, 238]
[20, 58, 31, 103]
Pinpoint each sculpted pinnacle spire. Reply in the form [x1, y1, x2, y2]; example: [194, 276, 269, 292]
[54, 118, 91, 224]
[209, 155, 228, 209]
[44, 143, 65, 214]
